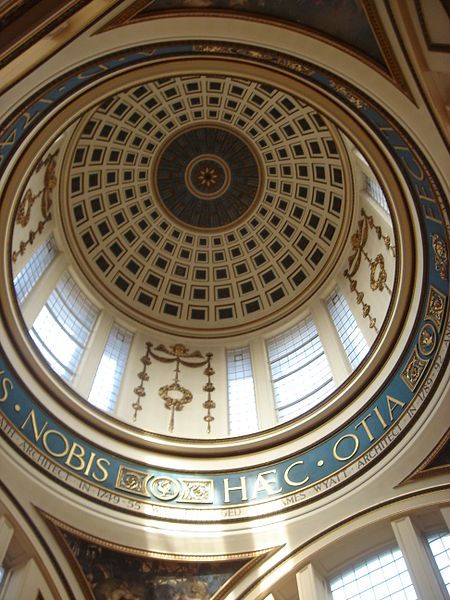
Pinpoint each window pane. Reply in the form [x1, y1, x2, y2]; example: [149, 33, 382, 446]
[364, 173, 390, 214]
[330, 547, 417, 600]
[88, 323, 133, 413]
[30, 273, 99, 382]
[327, 288, 369, 369]
[13, 235, 57, 304]
[227, 346, 258, 435]
[267, 315, 334, 422]
[427, 531, 450, 595]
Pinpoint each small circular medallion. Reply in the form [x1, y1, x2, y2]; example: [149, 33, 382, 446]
[418, 323, 437, 356]
[185, 155, 230, 199]
[151, 476, 180, 501]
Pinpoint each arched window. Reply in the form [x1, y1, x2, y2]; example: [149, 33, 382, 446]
[227, 346, 258, 435]
[267, 316, 334, 423]
[88, 323, 133, 413]
[327, 288, 369, 369]
[13, 235, 57, 304]
[29, 272, 98, 383]
[364, 173, 390, 214]
[329, 546, 417, 599]
[427, 531, 450, 594]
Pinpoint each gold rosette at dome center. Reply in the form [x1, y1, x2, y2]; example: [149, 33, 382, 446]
[60, 72, 353, 336]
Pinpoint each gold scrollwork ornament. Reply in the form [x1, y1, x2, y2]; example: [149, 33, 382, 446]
[42, 157, 57, 218]
[370, 253, 390, 294]
[132, 341, 215, 432]
[401, 349, 428, 391]
[16, 189, 35, 227]
[179, 480, 214, 504]
[330, 81, 367, 109]
[431, 234, 448, 280]
[344, 271, 378, 332]
[116, 467, 150, 497]
[426, 287, 445, 329]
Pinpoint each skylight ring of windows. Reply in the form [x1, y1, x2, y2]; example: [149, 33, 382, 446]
[44, 301, 93, 347]
[88, 322, 133, 413]
[53, 272, 98, 317]
[30, 273, 99, 384]
[426, 531, 450, 594]
[228, 363, 252, 379]
[329, 546, 417, 600]
[267, 319, 317, 356]
[13, 235, 57, 304]
[49, 287, 98, 327]
[364, 172, 390, 215]
[327, 288, 369, 370]
[273, 359, 334, 401]
[268, 325, 317, 352]
[46, 289, 96, 337]
[273, 365, 332, 397]
[271, 347, 327, 383]
[275, 376, 334, 411]
[268, 331, 321, 366]
[29, 327, 80, 380]
[269, 337, 324, 378]
[277, 386, 336, 421]
[226, 346, 258, 435]
[268, 315, 335, 423]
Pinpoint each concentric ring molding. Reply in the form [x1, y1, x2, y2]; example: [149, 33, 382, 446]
[2, 56, 412, 450]
[156, 125, 258, 217]
[0, 43, 448, 523]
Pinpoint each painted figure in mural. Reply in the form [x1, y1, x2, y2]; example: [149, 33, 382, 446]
[153, 583, 182, 600]
[152, 579, 210, 600]
[94, 577, 140, 600]
[179, 579, 209, 600]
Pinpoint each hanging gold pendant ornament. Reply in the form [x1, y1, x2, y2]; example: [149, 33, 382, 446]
[132, 342, 215, 433]
[132, 343, 152, 421]
[202, 353, 216, 434]
[159, 382, 193, 433]
[158, 344, 193, 433]
[344, 208, 396, 329]
[369, 253, 391, 294]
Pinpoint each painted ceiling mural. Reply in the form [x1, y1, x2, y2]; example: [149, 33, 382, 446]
[132, 0, 385, 66]
[51, 522, 256, 600]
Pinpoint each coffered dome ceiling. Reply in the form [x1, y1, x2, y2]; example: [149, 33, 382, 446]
[60, 74, 352, 336]
[0, 3, 448, 544]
